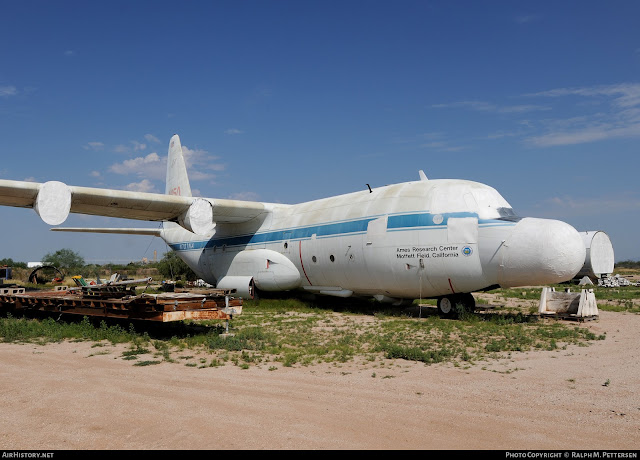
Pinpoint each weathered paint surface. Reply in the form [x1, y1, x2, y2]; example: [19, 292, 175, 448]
[167, 178, 584, 300]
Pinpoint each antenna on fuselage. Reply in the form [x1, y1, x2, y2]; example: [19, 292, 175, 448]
[366, 184, 373, 193]
[419, 170, 428, 181]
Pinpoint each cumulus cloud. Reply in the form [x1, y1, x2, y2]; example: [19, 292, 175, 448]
[131, 140, 146, 151]
[108, 144, 225, 185]
[144, 134, 160, 144]
[113, 140, 149, 154]
[109, 152, 165, 179]
[124, 179, 157, 193]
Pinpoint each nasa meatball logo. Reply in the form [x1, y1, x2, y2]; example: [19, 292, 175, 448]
[462, 246, 473, 257]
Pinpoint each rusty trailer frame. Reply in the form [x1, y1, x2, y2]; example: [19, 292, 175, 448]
[0, 286, 242, 322]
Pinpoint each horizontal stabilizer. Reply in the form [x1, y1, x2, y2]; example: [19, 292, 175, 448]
[51, 227, 162, 236]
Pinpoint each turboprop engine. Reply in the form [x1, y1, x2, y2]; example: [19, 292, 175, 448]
[215, 249, 302, 298]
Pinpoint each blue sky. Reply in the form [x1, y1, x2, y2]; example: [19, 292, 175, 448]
[1, 0, 639, 264]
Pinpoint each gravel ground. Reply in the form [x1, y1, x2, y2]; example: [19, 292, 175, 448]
[0, 310, 638, 450]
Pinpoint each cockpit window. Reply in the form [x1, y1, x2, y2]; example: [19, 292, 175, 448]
[428, 181, 521, 222]
[495, 207, 521, 222]
[472, 185, 521, 221]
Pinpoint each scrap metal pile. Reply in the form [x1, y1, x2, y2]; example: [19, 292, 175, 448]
[597, 274, 639, 287]
[0, 275, 242, 322]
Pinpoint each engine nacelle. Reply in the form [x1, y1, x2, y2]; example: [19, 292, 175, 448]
[177, 197, 215, 236]
[216, 275, 256, 299]
[34, 181, 72, 225]
[219, 249, 302, 296]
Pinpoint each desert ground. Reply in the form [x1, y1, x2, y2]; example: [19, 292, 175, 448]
[0, 308, 639, 451]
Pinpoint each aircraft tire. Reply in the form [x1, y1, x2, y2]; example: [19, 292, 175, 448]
[437, 293, 476, 318]
[437, 296, 455, 317]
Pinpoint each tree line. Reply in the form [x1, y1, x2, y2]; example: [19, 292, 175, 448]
[615, 260, 640, 269]
[0, 249, 198, 281]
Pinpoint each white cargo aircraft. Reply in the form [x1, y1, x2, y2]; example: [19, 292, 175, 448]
[0, 135, 587, 316]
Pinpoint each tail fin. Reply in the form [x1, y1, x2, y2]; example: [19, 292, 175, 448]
[165, 134, 192, 197]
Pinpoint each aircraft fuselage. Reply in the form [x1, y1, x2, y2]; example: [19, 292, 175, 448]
[164, 178, 585, 302]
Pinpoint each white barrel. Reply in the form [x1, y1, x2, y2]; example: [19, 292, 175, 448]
[576, 231, 614, 280]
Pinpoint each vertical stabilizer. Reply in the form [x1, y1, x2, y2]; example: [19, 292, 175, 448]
[165, 134, 192, 197]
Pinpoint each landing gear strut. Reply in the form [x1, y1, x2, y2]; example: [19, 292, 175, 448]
[437, 293, 476, 318]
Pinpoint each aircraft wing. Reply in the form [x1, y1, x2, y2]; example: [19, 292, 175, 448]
[0, 179, 266, 235]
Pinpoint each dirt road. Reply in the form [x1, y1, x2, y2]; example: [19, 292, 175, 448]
[1, 310, 638, 450]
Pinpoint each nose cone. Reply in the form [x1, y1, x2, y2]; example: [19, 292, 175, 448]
[498, 218, 586, 287]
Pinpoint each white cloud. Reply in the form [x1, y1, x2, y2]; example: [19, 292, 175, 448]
[539, 192, 640, 217]
[0, 86, 17, 97]
[527, 123, 640, 147]
[109, 152, 165, 179]
[113, 139, 149, 154]
[83, 142, 104, 151]
[131, 140, 146, 151]
[432, 100, 549, 114]
[227, 191, 260, 201]
[124, 179, 157, 193]
[527, 83, 640, 109]
[144, 134, 160, 144]
[525, 83, 640, 146]
[225, 128, 243, 135]
[420, 141, 465, 152]
[181, 145, 225, 179]
[107, 144, 225, 184]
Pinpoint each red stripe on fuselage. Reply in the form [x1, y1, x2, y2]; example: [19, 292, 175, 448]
[299, 240, 312, 285]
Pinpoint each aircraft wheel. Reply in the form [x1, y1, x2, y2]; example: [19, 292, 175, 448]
[437, 296, 455, 317]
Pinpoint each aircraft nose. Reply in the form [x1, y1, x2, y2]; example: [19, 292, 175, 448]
[498, 218, 585, 287]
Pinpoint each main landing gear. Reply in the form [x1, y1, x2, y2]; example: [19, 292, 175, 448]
[436, 293, 476, 318]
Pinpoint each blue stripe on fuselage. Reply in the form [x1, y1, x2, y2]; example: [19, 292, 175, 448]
[169, 211, 514, 252]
